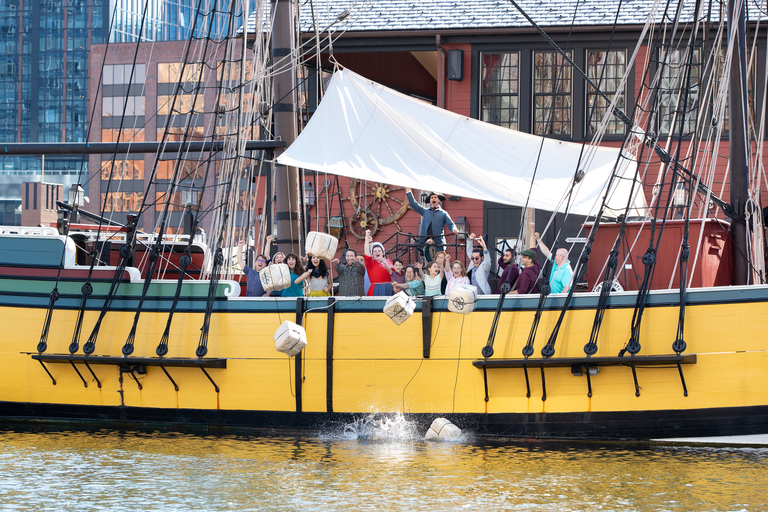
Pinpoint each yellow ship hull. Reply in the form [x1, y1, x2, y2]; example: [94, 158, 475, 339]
[2, 283, 767, 439]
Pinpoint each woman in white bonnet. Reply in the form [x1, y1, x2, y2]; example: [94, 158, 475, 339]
[363, 230, 394, 296]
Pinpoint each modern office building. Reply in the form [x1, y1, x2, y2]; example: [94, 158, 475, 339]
[0, 0, 240, 225]
[89, 38, 261, 239]
[0, 0, 108, 224]
[111, 0, 238, 43]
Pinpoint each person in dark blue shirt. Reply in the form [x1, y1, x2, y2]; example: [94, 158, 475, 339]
[236, 235, 272, 297]
[405, 188, 459, 252]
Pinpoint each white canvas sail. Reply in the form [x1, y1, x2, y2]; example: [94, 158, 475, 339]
[277, 69, 646, 217]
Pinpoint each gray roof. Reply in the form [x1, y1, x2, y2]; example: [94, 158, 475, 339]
[247, 0, 714, 35]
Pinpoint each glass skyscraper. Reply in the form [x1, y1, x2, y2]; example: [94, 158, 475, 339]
[111, 0, 239, 43]
[0, 0, 109, 224]
[0, 0, 238, 225]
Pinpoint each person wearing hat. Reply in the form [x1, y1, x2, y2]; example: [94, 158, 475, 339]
[405, 187, 459, 253]
[363, 229, 394, 296]
[511, 248, 540, 295]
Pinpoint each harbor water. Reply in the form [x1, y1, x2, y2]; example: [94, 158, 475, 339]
[0, 421, 765, 511]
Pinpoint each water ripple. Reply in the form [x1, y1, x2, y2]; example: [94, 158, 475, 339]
[0, 429, 765, 511]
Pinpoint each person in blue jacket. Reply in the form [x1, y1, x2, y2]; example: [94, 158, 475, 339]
[405, 187, 459, 253]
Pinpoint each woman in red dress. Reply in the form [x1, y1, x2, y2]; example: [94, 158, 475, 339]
[363, 229, 393, 296]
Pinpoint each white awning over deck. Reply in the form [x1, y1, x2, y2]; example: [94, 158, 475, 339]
[277, 69, 646, 217]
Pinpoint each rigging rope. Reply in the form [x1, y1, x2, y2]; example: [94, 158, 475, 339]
[121, 0, 211, 356]
[70, 0, 152, 355]
[622, 0, 704, 362]
[156, 3, 242, 358]
[517, 139, 550, 358]
[196, 0, 269, 358]
[536, 0, 629, 358]
[36, 2, 124, 354]
[507, 0, 730, 217]
[668, 0, 707, 369]
[510, 0, 629, 360]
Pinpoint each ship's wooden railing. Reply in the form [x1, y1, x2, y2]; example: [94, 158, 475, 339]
[31, 354, 226, 392]
[473, 354, 697, 401]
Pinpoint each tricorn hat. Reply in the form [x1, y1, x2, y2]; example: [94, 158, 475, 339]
[427, 191, 447, 201]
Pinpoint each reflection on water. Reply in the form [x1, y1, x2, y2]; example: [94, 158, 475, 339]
[0, 424, 765, 511]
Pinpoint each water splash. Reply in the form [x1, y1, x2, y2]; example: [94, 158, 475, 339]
[343, 413, 418, 442]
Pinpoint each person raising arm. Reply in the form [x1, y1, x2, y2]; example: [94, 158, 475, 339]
[533, 229, 574, 294]
[466, 233, 492, 295]
[405, 187, 459, 253]
[333, 249, 366, 296]
[363, 229, 394, 296]
[236, 235, 272, 297]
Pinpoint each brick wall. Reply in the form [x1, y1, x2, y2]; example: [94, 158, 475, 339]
[305, 175, 483, 266]
[21, 182, 62, 227]
[443, 43, 473, 116]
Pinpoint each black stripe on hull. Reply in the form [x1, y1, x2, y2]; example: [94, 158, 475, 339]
[0, 402, 766, 440]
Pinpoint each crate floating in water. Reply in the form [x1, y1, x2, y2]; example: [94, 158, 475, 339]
[424, 418, 462, 441]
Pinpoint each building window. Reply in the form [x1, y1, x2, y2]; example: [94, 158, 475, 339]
[102, 96, 144, 116]
[157, 94, 202, 115]
[533, 50, 572, 136]
[479, 52, 519, 129]
[103, 64, 145, 85]
[217, 61, 254, 83]
[102, 128, 144, 142]
[155, 190, 200, 212]
[586, 50, 627, 136]
[158, 62, 202, 84]
[658, 48, 700, 136]
[101, 191, 143, 213]
[101, 159, 144, 181]
[159, 126, 206, 141]
[706, 46, 756, 134]
[156, 160, 205, 181]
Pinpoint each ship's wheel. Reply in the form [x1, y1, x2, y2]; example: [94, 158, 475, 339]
[346, 179, 409, 238]
[348, 210, 380, 239]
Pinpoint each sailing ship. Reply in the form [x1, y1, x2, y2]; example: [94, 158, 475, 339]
[0, 0, 766, 440]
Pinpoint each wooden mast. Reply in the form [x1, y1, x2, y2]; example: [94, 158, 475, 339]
[728, 0, 750, 285]
[271, 0, 302, 256]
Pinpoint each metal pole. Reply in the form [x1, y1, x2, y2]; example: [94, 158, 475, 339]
[0, 140, 282, 155]
[728, 0, 750, 285]
[271, 0, 302, 256]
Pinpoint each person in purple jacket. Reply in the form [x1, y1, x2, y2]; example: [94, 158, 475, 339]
[511, 249, 540, 294]
[496, 247, 519, 294]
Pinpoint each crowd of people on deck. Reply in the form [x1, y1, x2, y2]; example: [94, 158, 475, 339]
[236, 191, 574, 298]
